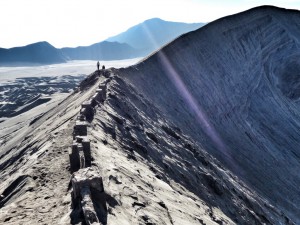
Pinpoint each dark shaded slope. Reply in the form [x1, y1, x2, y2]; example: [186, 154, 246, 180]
[118, 6, 300, 224]
[90, 73, 291, 224]
[0, 42, 67, 66]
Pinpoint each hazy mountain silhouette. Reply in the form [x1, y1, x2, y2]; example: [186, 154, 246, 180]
[106, 18, 204, 55]
[61, 41, 140, 60]
[0, 41, 67, 66]
[0, 19, 204, 66]
[63, 19, 204, 60]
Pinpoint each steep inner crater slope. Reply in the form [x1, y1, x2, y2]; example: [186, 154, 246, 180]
[117, 5, 300, 224]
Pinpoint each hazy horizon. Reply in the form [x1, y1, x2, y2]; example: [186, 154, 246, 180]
[0, 58, 142, 82]
[1, 0, 300, 49]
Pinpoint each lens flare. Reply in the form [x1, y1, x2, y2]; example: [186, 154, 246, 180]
[156, 50, 239, 169]
[140, 21, 238, 171]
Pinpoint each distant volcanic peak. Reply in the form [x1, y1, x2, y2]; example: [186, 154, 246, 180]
[105, 18, 204, 54]
[28, 41, 51, 46]
[143, 17, 163, 23]
[143, 17, 202, 26]
[0, 40, 67, 65]
[14, 41, 54, 49]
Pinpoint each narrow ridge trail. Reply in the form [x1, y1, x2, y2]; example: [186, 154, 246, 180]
[0, 71, 107, 224]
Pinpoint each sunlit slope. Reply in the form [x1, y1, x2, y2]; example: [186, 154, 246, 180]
[120, 6, 300, 223]
[0, 72, 104, 224]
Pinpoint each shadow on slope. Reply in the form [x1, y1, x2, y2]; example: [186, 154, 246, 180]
[114, 5, 300, 224]
[93, 74, 292, 224]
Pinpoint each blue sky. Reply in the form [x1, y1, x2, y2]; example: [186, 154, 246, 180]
[0, 0, 300, 48]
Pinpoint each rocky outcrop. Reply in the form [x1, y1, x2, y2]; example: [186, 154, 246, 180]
[69, 71, 110, 225]
[69, 136, 92, 173]
[73, 121, 88, 137]
[71, 167, 105, 225]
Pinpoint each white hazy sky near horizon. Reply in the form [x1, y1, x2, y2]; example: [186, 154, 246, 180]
[0, 0, 300, 48]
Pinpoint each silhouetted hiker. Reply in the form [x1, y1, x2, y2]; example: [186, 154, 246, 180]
[102, 65, 105, 70]
[97, 61, 100, 71]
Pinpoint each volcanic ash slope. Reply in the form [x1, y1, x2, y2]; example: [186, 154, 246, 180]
[90, 73, 290, 225]
[0, 73, 102, 224]
[118, 5, 300, 224]
[0, 5, 300, 225]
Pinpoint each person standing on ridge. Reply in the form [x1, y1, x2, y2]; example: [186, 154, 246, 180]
[97, 61, 100, 71]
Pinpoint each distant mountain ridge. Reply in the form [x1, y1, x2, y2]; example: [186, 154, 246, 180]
[106, 18, 204, 55]
[61, 41, 140, 60]
[0, 42, 67, 66]
[0, 18, 205, 66]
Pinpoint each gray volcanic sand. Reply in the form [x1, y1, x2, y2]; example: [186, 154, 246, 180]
[1, 6, 300, 225]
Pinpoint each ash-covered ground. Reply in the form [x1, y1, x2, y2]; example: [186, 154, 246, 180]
[0, 6, 299, 225]
[0, 75, 86, 119]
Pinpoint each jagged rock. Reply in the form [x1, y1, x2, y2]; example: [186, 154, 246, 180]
[103, 71, 110, 78]
[73, 120, 88, 138]
[69, 142, 80, 173]
[91, 94, 98, 107]
[98, 84, 106, 90]
[74, 136, 92, 167]
[81, 101, 94, 121]
[79, 71, 99, 91]
[81, 188, 100, 225]
[71, 167, 105, 225]
[75, 136, 85, 143]
[78, 144, 85, 169]
[80, 107, 87, 115]
[77, 113, 86, 121]
[72, 167, 104, 201]
[70, 137, 91, 172]
[82, 138, 92, 167]
[82, 100, 92, 108]
[96, 88, 106, 102]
